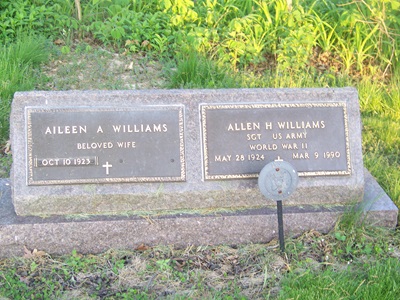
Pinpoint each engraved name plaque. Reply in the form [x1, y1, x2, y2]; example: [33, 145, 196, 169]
[26, 106, 185, 185]
[200, 103, 350, 180]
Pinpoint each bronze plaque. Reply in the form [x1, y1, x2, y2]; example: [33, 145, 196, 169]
[200, 103, 351, 180]
[26, 106, 185, 185]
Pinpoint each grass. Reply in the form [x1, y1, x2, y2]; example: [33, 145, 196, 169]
[167, 51, 240, 89]
[363, 115, 400, 205]
[359, 70, 400, 206]
[278, 258, 400, 300]
[1, 216, 399, 299]
[0, 34, 50, 143]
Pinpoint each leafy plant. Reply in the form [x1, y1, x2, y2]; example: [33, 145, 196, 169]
[0, 0, 78, 45]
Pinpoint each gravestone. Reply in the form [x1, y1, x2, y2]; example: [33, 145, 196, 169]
[11, 88, 364, 216]
[0, 88, 397, 257]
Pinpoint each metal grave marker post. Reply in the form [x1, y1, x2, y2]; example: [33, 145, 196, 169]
[258, 158, 299, 252]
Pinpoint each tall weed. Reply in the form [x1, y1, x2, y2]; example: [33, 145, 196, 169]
[0, 35, 50, 142]
[168, 51, 239, 88]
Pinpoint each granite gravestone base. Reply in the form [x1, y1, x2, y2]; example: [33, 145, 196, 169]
[0, 88, 397, 257]
[0, 172, 397, 257]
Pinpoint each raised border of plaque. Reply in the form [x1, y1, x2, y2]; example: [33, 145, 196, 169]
[200, 102, 351, 180]
[26, 105, 186, 185]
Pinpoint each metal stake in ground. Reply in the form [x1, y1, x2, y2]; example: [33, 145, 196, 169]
[258, 158, 299, 252]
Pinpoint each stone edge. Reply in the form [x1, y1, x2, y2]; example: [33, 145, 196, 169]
[0, 169, 397, 258]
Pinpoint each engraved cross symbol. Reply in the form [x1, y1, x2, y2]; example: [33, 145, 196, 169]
[102, 161, 113, 175]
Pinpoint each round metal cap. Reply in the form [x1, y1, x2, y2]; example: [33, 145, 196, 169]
[258, 160, 299, 201]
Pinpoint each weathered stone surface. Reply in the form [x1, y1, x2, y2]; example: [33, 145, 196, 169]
[11, 88, 364, 216]
[0, 171, 397, 258]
